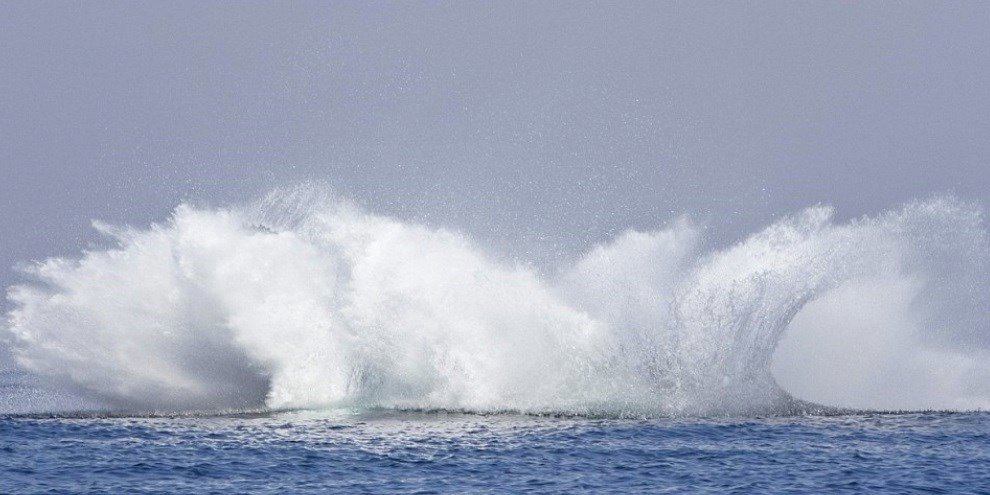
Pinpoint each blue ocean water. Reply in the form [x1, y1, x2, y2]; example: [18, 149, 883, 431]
[2, 411, 988, 494]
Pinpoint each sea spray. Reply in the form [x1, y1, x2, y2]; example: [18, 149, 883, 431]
[3, 186, 988, 415]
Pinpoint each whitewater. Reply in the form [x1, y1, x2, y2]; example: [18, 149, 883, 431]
[2, 186, 988, 416]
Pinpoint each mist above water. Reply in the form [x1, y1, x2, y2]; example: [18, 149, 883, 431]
[2, 185, 988, 416]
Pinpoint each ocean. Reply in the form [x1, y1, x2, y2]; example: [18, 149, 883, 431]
[2, 410, 987, 494]
[2, 186, 988, 493]
[3, 2, 990, 492]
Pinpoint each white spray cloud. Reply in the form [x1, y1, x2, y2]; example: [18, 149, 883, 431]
[3, 186, 987, 416]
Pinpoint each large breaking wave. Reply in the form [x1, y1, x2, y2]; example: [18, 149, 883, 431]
[3, 186, 989, 416]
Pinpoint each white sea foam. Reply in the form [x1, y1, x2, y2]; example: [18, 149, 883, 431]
[3, 186, 988, 415]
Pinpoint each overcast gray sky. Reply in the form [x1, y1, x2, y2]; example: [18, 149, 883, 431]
[2, 1, 989, 293]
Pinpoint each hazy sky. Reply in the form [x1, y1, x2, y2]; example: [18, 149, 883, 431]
[2, 1, 989, 293]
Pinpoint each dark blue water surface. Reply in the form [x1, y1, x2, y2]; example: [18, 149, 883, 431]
[1, 411, 988, 494]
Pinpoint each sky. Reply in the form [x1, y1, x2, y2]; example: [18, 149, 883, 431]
[2, 1, 989, 293]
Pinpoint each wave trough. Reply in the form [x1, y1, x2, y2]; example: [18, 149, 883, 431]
[3, 187, 989, 416]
